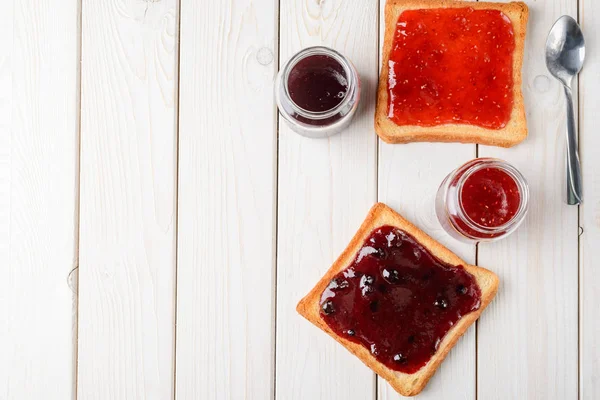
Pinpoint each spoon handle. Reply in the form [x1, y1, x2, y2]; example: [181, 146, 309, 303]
[563, 85, 583, 205]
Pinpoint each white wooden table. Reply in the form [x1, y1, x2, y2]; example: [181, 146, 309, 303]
[0, 0, 598, 399]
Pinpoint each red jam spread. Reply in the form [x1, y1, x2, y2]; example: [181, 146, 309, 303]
[387, 8, 515, 129]
[288, 54, 348, 112]
[320, 225, 481, 373]
[461, 167, 521, 228]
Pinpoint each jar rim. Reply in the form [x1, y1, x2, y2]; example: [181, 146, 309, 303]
[281, 46, 356, 120]
[454, 158, 529, 235]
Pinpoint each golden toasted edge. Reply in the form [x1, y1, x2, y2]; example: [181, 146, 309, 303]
[296, 203, 500, 396]
[375, 1, 529, 148]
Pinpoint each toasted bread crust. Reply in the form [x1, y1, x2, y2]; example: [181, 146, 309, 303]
[375, 1, 529, 148]
[297, 203, 499, 396]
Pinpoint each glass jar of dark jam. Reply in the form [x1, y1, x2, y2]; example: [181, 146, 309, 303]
[436, 158, 529, 243]
[276, 46, 360, 138]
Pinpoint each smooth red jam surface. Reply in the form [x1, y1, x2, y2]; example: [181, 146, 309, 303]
[387, 8, 515, 129]
[287, 54, 348, 112]
[320, 225, 481, 373]
[461, 167, 521, 228]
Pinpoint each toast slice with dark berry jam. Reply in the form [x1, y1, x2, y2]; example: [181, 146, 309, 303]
[297, 203, 499, 396]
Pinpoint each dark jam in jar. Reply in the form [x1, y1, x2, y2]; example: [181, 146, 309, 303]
[287, 54, 348, 112]
[387, 8, 515, 129]
[276, 46, 360, 137]
[319, 225, 481, 374]
[436, 158, 529, 242]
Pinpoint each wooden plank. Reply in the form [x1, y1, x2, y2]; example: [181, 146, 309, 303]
[477, 1, 579, 399]
[376, 1, 477, 399]
[0, 1, 79, 399]
[78, 1, 178, 398]
[275, 1, 378, 399]
[175, 1, 277, 399]
[377, 153, 476, 400]
[579, 1, 599, 398]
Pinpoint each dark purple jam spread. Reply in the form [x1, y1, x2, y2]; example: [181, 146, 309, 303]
[320, 225, 481, 373]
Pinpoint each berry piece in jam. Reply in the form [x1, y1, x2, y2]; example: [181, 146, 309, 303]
[434, 297, 449, 309]
[321, 300, 335, 315]
[393, 353, 407, 364]
[320, 226, 481, 374]
[328, 277, 350, 290]
[382, 268, 400, 284]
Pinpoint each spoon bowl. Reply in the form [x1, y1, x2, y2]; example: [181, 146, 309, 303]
[545, 15, 585, 85]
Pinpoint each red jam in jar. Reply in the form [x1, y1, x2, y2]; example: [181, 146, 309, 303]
[436, 158, 529, 242]
[320, 225, 482, 373]
[387, 8, 515, 129]
[462, 167, 521, 227]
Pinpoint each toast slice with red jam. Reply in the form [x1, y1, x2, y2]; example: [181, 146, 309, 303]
[375, 0, 529, 147]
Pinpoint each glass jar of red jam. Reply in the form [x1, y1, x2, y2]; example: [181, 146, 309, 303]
[436, 158, 529, 243]
[276, 46, 360, 138]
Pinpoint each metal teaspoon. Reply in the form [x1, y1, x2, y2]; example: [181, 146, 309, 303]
[545, 15, 585, 205]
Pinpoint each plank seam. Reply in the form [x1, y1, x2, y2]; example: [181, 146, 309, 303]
[474, 2, 479, 398]
[173, 0, 182, 398]
[273, 0, 281, 398]
[376, 0, 381, 397]
[75, 0, 84, 397]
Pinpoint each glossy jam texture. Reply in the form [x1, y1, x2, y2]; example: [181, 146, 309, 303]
[320, 226, 481, 373]
[461, 167, 521, 228]
[388, 8, 515, 129]
[287, 54, 348, 112]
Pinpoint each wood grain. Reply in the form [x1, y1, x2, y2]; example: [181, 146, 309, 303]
[78, 1, 178, 398]
[0, 1, 79, 399]
[376, 1, 477, 399]
[275, 1, 378, 399]
[0, 0, 593, 397]
[579, 0, 599, 398]
[175, 1, 277, 399]
[477, 1, 579, 399]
